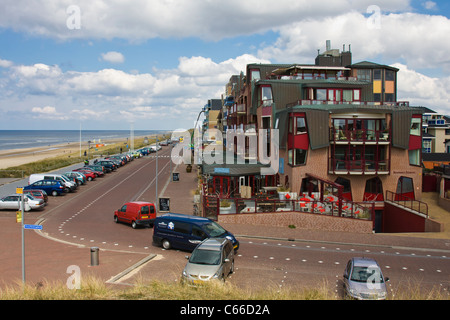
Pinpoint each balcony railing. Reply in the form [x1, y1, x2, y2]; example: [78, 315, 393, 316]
[330, 128, 390, 143]
[329, 158, 389, 174]
[286, 99, 409, 108]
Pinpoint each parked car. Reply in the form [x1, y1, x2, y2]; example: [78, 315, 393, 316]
[136, 148, 149, 156]
[86, 164, 108, 173]
[29, 173, 77, 192]
[74, 167, 104, 177]
[160, 140, 168, 146]
[0, 194, 45, 211]
[114, 201, 156, 229]
[73, 169, 96, 181]
[24, 180, 67, 197]
[153, 213, 239, 252]
[96, 160, 117, 171]
[343, 257, 389, 300]
[63, 172, 86, 185]
[23, 189, 48, 205]
[181, 238, 235, 284]
[150, 144, 162, 152]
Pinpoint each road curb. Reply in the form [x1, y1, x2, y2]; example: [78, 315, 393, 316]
[106, 254, 157, 284]
[236, 234, 450, 254]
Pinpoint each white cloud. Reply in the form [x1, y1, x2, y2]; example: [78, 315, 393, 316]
[31, 105, 70, 120]
[0, 58, 13, 68]
[394, 63, 450, 113]
[0, 53, 267, 128]
[0, 0, 411, 41]
[100, 51, 125, 64]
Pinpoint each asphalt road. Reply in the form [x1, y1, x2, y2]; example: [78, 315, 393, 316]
[1, 147, 449, 298]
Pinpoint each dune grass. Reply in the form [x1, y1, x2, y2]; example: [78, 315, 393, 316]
[1, 277, 447, 300]
[0, 135, 164, 178]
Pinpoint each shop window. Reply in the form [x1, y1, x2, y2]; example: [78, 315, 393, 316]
[335, 177, 352, 201]
[396, 176, 415, 200]
[364, 177, 384, 201]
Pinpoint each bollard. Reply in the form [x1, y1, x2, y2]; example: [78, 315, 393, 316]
[90, 247, 99, 266]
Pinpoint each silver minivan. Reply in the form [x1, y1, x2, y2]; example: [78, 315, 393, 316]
[182, 238, 235, 284]
[343, 257, 389, 300]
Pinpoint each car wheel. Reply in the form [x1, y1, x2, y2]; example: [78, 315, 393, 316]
[114, 216, 119, 223]
[52, 191, 58, 197]
[88, 177, 93, 181]
[162, 239, 171, 250]
[131, 221, 137, 229]
[230, 260, 234, 274]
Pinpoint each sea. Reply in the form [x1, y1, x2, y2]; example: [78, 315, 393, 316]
[0, 130, 165, 151]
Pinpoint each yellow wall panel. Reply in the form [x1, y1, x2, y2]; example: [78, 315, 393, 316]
[385, 81, 395, 93]
[373, 80, 382, 93]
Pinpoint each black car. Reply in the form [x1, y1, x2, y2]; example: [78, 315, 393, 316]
[96, 160, 117, 172]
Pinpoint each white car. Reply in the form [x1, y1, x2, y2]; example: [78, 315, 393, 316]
[0, 194, 45, 211]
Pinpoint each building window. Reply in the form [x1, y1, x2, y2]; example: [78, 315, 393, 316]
[423, 139, 432, 153]
[410, 118, 421, 136]
[250, 69, 260, 81]
[396, 176, 415, 200]
[409, 149, 420, 166]
[385, 93, 394, 102]
[364, 177, 384, 201]
[373, 69, 382, 80]
[261, 86, 273, 106]
[296, 117, 307, 134]
[385, 70, 395, 81]
[374, 93, 381, 102]
[288, 148, 307, 166]
[357, 69, 371, 82]
[335, 177, 352, 201]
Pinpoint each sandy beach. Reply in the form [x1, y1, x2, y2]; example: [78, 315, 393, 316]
[0, 136, 150, 170]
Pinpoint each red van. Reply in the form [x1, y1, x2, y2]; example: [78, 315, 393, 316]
[114, 201, 156, 229]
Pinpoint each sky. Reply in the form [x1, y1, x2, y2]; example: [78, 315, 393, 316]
[0, 0, 449, 130]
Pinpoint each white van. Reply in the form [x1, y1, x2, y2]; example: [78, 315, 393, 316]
[28, 173, 77, 192]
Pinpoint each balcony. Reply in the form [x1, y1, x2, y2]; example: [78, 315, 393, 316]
[328, 158, 389, 175]
[286, 99, 409, 108]
[330, 128, 390, 144]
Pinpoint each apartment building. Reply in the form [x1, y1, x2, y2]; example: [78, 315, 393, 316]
[204, 41, 426, 232]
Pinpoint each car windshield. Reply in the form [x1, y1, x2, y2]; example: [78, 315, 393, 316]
[202, 222, 226, 237]
[189, 249, 221, 265]
[350, 266, 384, 283]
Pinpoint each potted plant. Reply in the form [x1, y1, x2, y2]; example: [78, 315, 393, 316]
[277, 185, 290, 200]
[219, 199, 233, 214]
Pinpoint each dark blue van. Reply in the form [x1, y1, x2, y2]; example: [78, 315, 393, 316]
[153, 213, 239, 252]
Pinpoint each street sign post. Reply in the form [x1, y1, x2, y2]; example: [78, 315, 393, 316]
[23, 224, 43, 230]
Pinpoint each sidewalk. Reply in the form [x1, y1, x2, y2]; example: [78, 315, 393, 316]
[1, 163, 449, 291]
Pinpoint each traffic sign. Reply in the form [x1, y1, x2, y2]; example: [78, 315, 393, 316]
[23, 224, 43, 230]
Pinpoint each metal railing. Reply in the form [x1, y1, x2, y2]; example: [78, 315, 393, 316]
[328, 158, 389, 174]
[203, 194, 374, 222]
[385, 190, 428, 218]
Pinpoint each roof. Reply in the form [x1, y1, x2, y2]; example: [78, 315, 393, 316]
[352, 257, 380, 267]
[350, 61, 399, 71]
[422, 153, 450, 162]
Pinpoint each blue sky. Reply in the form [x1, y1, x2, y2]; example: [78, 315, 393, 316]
[0, 0, 449, 130]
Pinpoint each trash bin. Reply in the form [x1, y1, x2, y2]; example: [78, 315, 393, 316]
[90, 247, 99, 266]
